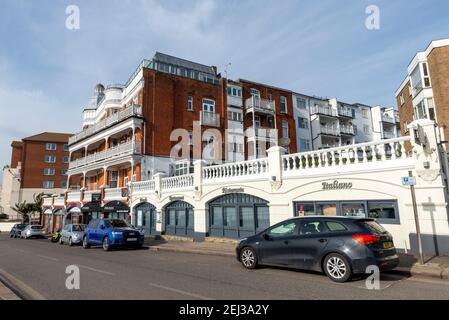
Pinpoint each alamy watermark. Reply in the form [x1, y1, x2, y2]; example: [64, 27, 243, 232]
[65, 265, 80, 290]
[365, 5, 380, 30]
[365, 265, 380, 290]
[65, 5, 80, 30]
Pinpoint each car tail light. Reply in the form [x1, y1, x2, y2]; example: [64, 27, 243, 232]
[352, 234, 381, 246]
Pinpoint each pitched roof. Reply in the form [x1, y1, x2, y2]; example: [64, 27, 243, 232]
[153, 52, 216, 75]
[22, 132, 73, 143]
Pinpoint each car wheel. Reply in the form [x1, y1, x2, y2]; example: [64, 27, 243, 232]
[240, 247, 258, 269]
[82, 236, 90, 249]
[10, 233, 13, 238]
[69, 238, 73, 247]
[102, 237, 110, 251]
[59, 237, 64, 245]
[323, 253, 352, 283]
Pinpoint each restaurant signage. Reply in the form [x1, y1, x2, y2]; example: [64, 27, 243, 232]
[322, 181, 353, 190]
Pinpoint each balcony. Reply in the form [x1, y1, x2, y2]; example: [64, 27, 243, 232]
[338, 107, 353, 118]
[319, 126, 339, 136]
[200, 111, 220, 127]
[382, 114, 396, 124]
[83, 190, 101, 203]
[69, 140, 142, 170]
[104, 188, 128, 201]
[312, 105, 337, 117]
[69, 104, 143, 145]
[340, 125, 355, 135]
[383, 131, 396, 139]
[246, 126, 278, 143]
[66, 191, 82, 204]
[245, 97, 275, 115]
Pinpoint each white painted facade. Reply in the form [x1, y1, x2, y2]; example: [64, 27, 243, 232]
[125, 120, 449, 255]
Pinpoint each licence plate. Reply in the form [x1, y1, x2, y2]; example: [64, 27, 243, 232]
[127, 238, 137, 241]
[383, 241, 394, 249]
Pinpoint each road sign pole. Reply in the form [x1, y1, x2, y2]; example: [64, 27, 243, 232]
[409, 170, 424, 264]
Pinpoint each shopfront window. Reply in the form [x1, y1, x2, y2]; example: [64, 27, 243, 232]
[296, 203, 315, 216]
[368, 201, 398, 221]
[240, 207, 254, 229]
[294, 200, 399, 224]
[341, 202, 366, 217]
[224, 207, 237, 227]
[316, 203, 337, 216]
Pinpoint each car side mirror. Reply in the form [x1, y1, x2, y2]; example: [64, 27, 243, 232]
[263, 233, 272, 241]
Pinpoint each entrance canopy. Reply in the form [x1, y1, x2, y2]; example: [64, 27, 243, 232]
[103, 201, 130, 214]
[81, 202, 102, 213]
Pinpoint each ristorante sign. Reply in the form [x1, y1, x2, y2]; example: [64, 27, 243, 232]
[322, 180, 353, 190]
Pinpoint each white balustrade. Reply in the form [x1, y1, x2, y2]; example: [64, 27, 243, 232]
[131, 180, 156, 194]
[68, 104, 142, 145]
[43, 197, 53, 207]
[312, 105, 337, 117]
[66, 191, 81, 203]
[282, 137, 410, 174]
[69, 140, 141, 169]
[200, 111, 220, 127]
[83, 190, 100, 203]
[53, 196, 65, 207]
[104, 188, 127, 200]
[161, 174, 194, 190]
[203, 158, 269, 180]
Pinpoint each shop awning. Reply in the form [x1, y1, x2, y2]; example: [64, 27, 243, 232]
[81, 202, 103, 213]
[43, 209, 53, 215]
[103, 201, 130, 214]
[67, 206, 82, 215]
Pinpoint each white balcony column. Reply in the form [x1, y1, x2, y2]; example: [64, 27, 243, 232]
[130, 160, 135, 185]
[102, 166, 108, 189]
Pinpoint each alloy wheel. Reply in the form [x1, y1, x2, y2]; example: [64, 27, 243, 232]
[241, 248, 256, 269]
[326, 256, 347, 280]
[103, 237, 110, 251]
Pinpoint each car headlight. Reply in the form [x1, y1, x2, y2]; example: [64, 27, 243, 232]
[111, 231, 123, 236]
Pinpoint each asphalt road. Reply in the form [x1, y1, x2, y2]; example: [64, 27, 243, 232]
[1, 234, 449, 300]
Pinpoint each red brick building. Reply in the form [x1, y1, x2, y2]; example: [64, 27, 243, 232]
[66, 52, 299, 223]
[1, 132, 72, 229]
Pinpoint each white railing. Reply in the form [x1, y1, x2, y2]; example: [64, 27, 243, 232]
[382, 114, 395, 123]
[131, 180, 156, 195]
[162, 174, 194, 190]
[383, 131, 396, 139]
[247, 126, 278, 141]
[200, 111, 220, 127]
[203, 158, 269, 180]
[69, 104, 142, 145]
[83, 190, 101, 203]
[338, 107, 353, 118]
[53, 196, 65, 207]
[69, 140, 141, 170]
[312, 105, 337, 117]
[320, 126, 339, 136]
[282, 137, 411, 174]
[66, 191, 81, 203]
[104, 188, 127, 200]
[245, 97, 275, 114]
[43, 197, 53, 207]
[340, 125, 355, 135]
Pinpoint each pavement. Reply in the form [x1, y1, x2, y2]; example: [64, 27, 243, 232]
[0, 280, 20, 300]
[1, 234, 449, 300]
[144, 237, 449, 281]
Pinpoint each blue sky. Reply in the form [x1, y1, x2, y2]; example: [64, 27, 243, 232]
[0, 0, 449, 179]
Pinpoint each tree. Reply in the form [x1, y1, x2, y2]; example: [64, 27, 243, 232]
[12, 201, 34, 223]
[31, 192, 45, 220]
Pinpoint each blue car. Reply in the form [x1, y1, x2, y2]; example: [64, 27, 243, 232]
[82, 218, 145, 251]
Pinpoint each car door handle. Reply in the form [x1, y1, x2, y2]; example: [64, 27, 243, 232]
[284, 240, 290, 245]
[318, 239, 328, 243]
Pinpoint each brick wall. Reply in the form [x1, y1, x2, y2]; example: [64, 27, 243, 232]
[428, 46, 449, 143]
[396, 80, 413, 152]
[21, 141, 69, 189]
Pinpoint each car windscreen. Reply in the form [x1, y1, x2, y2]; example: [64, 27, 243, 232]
[31, 226, 43, 230]
[72, 225, 85, 231]
[17, 224, 27, 229]
[356, 220, 387, 235]
[108, 219, 129, 228]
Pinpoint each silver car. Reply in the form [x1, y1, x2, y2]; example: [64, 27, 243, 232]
[60, 224, 86, 246]
[21, 225, 45, 239]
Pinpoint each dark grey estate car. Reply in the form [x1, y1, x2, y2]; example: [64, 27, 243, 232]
[236, 216, 399, 282]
